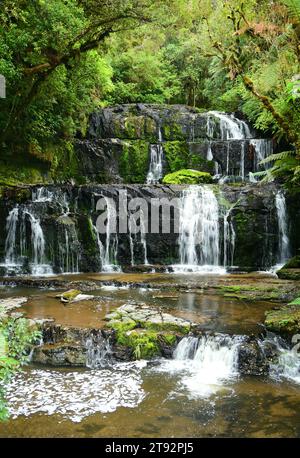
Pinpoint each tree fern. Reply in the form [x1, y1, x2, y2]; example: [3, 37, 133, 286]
[259, 150, 294, 165]
[282, 0, 300, 21]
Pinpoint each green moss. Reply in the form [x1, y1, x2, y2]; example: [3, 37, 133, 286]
[282, 256, 300, 269]
[162, 123, 185, 141]
[161, 334, 177, 346]
[162, 169, 213, 185]
[60, 289, 81, 302]
[119, 140, 149, 183]
[144, 321, 190, 334]
[163, 141, 189, 172]
[265, 304, 300, 337]
[289, 297, 300, 305]
[277, 269, 300, 281]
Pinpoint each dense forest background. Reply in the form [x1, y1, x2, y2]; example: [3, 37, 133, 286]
[0, 0, 300, 187]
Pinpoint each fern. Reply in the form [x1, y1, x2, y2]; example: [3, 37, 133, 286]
[282, 0, 300, 21]
[259, 150, 294, 165]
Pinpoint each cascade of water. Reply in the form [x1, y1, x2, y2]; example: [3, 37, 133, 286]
[173, 186, 224, 273]
[58, 225, 80, 274]
[4, 207, 20, 266]
[240, 143, 245, 180]
[128, 210, 148, 266]
[223, 207, 236, 268]
[32, 187, 53, 202]
[86, 333, 112, 369]
[208, 111, 251, 140]
[3, 206, 53, 275]
[260, 335, 300, 384]
[146, 127, 164, 184]
[275, 191, 290, 265]
[172, 334, 242, 395]
[250, 139, 273, 172]
[97, 197, 121, 272]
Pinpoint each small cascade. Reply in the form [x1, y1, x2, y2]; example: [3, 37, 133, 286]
[97, 197, 121, 272]
[3, 205, 53, 276]
[275, 191, 290, 265]
[223, 206, 236, 269]
[172, 334, 242, 396]
[250, 139, 273, 172]
[146, 127, 164, 184]
[57, 224, 80, 274]
[173, 186, 223, 273]
[86, 332, 112, 369]
[128, 209, 148, 266]
[32, 187, 53, 202]
[207, 111, 251, 140]
[260, 335, 300, 384]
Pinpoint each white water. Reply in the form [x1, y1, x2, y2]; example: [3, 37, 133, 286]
[97, 197, 121, 272]
[86, 333, 112, 369]
[147, 128, 164, 184]
[223, 206, 236, 268]
[173, 186, 224, 273]
[3, 206, 53, 276]
[250, 139, 273, 172]
[4, 362, 147, 423]
[207, 111, 251, 140]
[158, 335, 241, 397]
[128, 209, 148, 266]
[275, 191, 290, 265]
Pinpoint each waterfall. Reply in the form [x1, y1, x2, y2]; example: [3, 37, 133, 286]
[4, 206, 53, 276]
[32, 187, 53, 202]
[250, 139, 273, 172]
[275, 191, 290, 265]
[146, 127, 164, 184]
[58, 225, 80, 274]
[207, 111, 251, 140]
[172, 335, 241, 396]
[128, 212, 148, 266]
[223, 207, 236, 268]
[260, 335, 300, 384]
[173, 186, 224, 273]
[86, 333, 112, 369]
[97, 197, 121, 272]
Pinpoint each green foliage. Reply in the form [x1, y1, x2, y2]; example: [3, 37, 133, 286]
[119, 140, 149, 183]
[0, 311, 41, 421]
[162, 169, 213, 185]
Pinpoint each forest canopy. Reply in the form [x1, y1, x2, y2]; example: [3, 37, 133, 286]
[0, 0, 300, 186]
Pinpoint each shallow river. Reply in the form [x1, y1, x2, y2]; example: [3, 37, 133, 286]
[0, 272, 300, 437]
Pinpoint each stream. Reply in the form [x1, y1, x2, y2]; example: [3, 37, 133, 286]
[1, 272, 300, 438]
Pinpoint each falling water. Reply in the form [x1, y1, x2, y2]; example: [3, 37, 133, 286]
[223, 207, 236, 268]
[173, 186, 224, 273]
[4, 206, 53, 275]
[275, 191, 290, 265]
[147, 127, 164, 184]
[207, 111, 251, 140]
[128, 210, 148, 266]
[32, 187, 53, 202]
[171, 334, 241, 396]
[96, 197, 121, 272]
[86, 333, 112, 369]
[250, 139, 273, 172]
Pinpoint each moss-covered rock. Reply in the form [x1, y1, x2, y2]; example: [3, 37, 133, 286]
[162, 169, 213, 185]
[105, 303, 193, 360]
[163, 141, 189, 172]
[119, 140, 149, 183]
[59, 289, 82, 303]
[265, 302, 300, 339]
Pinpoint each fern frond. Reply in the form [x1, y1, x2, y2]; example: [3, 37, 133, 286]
[259, 150, 294, 165]
[282, 0, 300, 22]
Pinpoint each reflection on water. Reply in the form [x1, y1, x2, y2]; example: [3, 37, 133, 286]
[1, 272, 300, 437]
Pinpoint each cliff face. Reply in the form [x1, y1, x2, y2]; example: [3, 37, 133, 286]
[0, 183, 298, 275]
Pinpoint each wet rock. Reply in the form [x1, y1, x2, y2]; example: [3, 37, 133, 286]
[237, 338, 269, 375]
[56, 289, 94, 303]
[33, 343, 87, 366]
[0, 297, 28, 312]
[265, 303, 300, 340]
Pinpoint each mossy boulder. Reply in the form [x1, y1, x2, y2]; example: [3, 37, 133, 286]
[277, 256, 300, 280]
[265, 301, 300, 339]
[58, 289, 82, 303]
[105, 303, 194, 360]
[162, 169, 213, 185]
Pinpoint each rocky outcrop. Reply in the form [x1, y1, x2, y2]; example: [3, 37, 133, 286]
[0, 183, 299, 273]
[265, 300, 300, 340]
